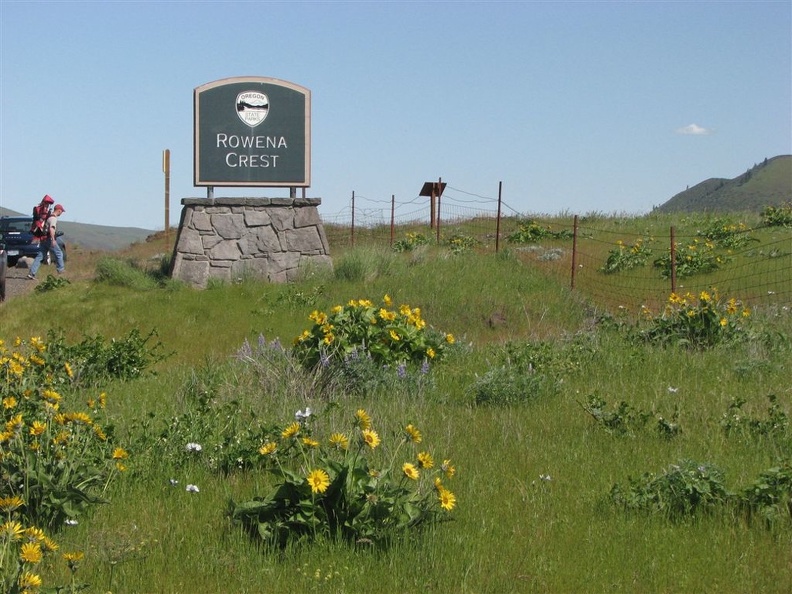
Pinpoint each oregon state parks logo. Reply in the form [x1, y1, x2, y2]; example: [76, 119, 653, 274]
[236, 91, 269, 127]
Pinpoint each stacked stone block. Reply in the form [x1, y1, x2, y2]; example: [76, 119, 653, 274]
[170, 198, 331, 288]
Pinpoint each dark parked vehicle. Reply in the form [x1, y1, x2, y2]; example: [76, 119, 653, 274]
[0, 216, 66, 268]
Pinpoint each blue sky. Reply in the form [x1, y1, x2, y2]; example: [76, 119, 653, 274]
[1, 1, 790, 230]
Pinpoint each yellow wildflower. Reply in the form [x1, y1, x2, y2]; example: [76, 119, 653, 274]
[302, 437, 320, 448]
[402, 462, 419, 480]
[329, 433, 349, 450]
[0, 495, 24, 513]
[307, 469, 330, 494]
[361, 429, 380, 449]
[438, 488, 457, 511]
[442, 459, 456, 478]
[417, 451, 434, 469]
[281, 422, 301, 439]
[20, 542, 43, 564]
[355, 409, 372, 430]
[405, 424, 422, 443]
[17, 571, 43, 589]
[258, 441, 277, 456]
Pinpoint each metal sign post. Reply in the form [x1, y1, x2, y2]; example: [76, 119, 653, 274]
[162, 149, 170, 249]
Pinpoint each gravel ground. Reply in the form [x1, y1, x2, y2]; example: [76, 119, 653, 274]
[1, 258, 42, 302]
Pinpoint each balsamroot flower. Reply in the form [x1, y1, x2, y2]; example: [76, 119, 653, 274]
[438, 488, 457, 511]
[307, 469, 330, 494]
[362, 429, 380, 449]
[402, 462, 419, 480]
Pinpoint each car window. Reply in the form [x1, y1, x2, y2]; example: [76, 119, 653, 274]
[5, 221, 30, 233]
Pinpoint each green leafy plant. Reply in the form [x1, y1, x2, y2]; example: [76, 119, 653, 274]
[696, 218, 756, 250]
[634, 289, 751, 349]
[229, 407, 458, 549]
[720, 394, 789, 439]
[610, 459, 730, 519]
[0, 337, 128, 531]
[392, 232, 430, 252]
[469, 340, 580, 406]
[653, 238, 729, 279]
[600, 238, 653, 274]
[506, 220, 573, 244]
[444, 232, 479, 254]
[738, 462, 792, 527]
[761, 202, 792, 227]
[581, 395, 652, 435]
[581, 395, 681, 438]
[45, 328, 170, 385]
[33, 274, 70, 293]
[292, 296, 454, 370]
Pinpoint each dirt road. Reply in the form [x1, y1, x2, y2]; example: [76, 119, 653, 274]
[1, 261, 40, 302]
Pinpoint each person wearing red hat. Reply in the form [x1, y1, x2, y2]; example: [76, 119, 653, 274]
[28, 203, 66, 279]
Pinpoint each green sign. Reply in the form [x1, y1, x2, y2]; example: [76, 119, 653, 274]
[194, 77, 311, 187]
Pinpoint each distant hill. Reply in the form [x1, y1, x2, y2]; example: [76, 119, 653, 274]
[654, 155, 792, 214]
[0, 206, 154, 251]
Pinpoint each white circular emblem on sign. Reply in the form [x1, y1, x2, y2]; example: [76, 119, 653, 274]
[236, 91, 269, 127]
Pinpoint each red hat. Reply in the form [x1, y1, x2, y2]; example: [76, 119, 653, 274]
[54, 204, 65, 212]
[43, 194, 54, 204]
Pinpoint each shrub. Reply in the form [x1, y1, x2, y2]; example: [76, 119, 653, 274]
[292, 296, 454, 370]
[761, 202, 792, 227]
[720, 394, 789, 440]
[444, 232, 479, 254]
[0, 337, 128, 531]
[653, 238, 729, 279]
[469, 340, 580, 406]
[228, 407, 458, 548]
[506, 220, 572, 244]
[634, 289, 751, 349]
[33, 274, 70, 293]
[581, 395, 651, 435]
[696, 218, 756, 250]
[45, 328, 170, 386]
[610, 459, 730, 519]
[600, 238, 652, 274]
[392, 232, 430, 252]
[738, 462, 792, 527]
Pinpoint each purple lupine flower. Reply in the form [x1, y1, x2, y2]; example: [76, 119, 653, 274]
[320, 351, 331, 368]
[421, 360, 431, 375]
[237, 338, 253, 360]
[257, 334, 267, 353]
[397, 363, 407, 379]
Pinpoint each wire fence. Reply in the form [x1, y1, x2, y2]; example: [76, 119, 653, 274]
[320, 189, 792, 314]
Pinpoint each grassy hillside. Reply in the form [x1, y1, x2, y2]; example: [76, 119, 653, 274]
[1, 214, 790, 593]
[655, 155, 792, 213]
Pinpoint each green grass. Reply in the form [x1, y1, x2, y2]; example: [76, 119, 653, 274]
[2, 214, 791, 593]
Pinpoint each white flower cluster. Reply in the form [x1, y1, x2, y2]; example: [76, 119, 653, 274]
[295, 408, 312, 423]
[185, 442, 203, 452]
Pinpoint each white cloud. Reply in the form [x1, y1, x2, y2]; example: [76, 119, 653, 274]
[676, 123, 713, 136]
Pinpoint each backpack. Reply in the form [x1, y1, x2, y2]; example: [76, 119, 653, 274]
[31, 195, 54, 239]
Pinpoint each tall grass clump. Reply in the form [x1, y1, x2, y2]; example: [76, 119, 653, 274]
[94, 257, 159, 290]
